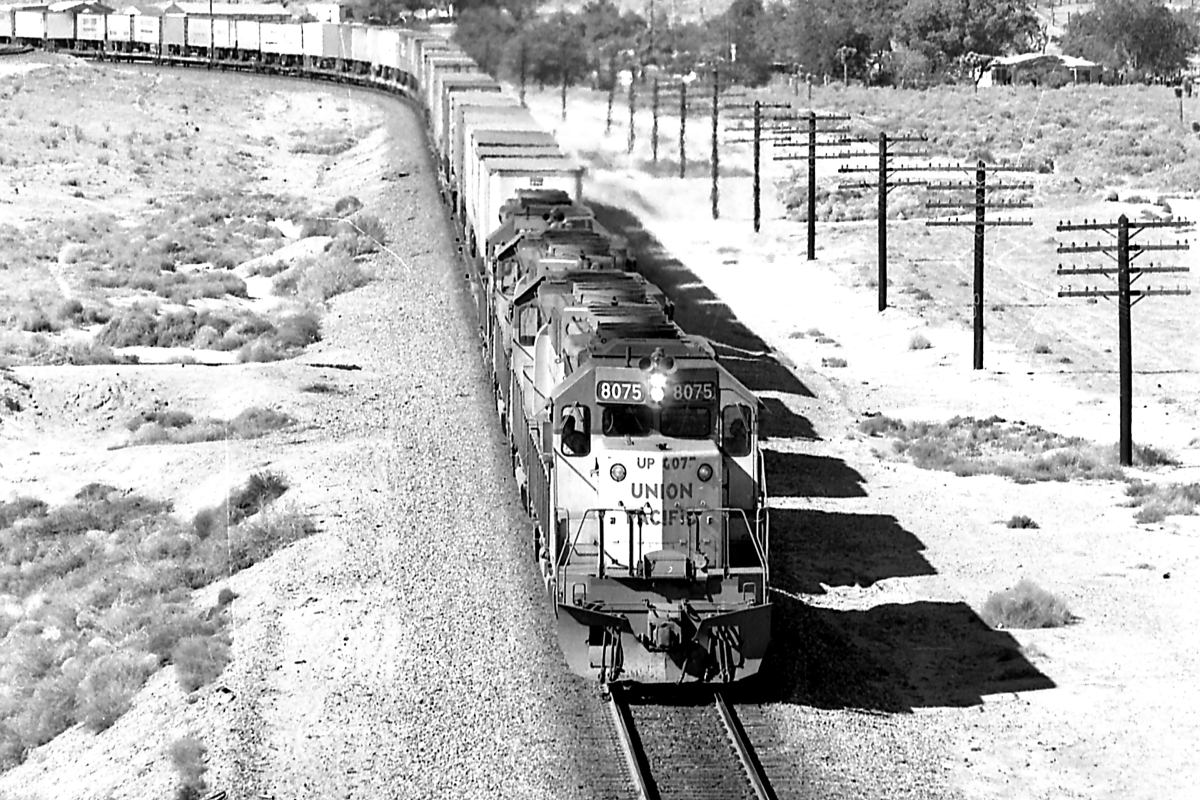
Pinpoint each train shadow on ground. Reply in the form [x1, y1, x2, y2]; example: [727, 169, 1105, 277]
[587, 200, 816, 404]
[762, 451, 866, 498]
[730, 508, 1056, 711]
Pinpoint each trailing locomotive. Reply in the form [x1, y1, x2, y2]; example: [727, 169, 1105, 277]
[0, 10, 772, 685]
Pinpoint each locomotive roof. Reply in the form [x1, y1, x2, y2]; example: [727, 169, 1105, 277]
[476, 156, 581, 173]
[471, 130, 558, 145]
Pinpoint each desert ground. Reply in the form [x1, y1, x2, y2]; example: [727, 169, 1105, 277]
[1, 51, 1198, 800]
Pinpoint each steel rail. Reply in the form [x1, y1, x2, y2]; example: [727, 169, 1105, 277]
[608, 686, 659, 800]
[714, 691, 778, 800]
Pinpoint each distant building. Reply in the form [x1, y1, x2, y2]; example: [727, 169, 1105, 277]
[305, 2, 339, 22]
[156, 2, 291, 21]
[982, 53, 1103, 87]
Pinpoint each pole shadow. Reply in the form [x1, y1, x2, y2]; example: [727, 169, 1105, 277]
[586, 199, 815, 400]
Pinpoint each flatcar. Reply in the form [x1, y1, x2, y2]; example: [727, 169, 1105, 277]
[0, 10, 772, 684]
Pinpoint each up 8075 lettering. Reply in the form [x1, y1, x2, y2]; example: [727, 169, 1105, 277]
[0, 14, 773, 685]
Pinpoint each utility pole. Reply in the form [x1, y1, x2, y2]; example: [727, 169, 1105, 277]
[771, 110, 851, 259]
[1056, 215, 1191, 465]
[925, 161, 1034, 369]
[838, 131, 929, 311]
[711, 66, 719, 219]
[648, 78, 691, 176]
[628, 79, 637, 154]
[723, 98, 795, 232]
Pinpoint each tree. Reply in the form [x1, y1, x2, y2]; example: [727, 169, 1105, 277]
[453, 6, 519, 75]
[897, 0, 1041, 71]
[1060, 0, 1199, 75]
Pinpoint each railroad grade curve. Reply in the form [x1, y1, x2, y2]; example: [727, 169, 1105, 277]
[2, 14, 793, 796]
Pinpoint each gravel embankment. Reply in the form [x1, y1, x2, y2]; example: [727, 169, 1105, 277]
[196, 89, 632, 800]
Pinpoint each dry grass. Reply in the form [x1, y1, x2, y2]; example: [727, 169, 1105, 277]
[272, 254, 373, 302]
[857, 413, 1129, 483]
[981, 579, 1075, 629]
[121, 407, 295, 448]
[908, 332, 932, 351]
[1125, 480, 1200, 524]
[168, 736, 208, 800]
[0, 475, 316, 767]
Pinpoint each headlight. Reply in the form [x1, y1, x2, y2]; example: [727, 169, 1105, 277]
[697, 464, 713, 482]
[610, 463, 627, 482]
[648, 373, 668, 403]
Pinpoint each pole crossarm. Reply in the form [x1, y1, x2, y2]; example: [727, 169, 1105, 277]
[839, 162, 931, 173]
[1058, 242, 1190, 254]
[840, 179, 930, 190]
[926, 219, 1033, 227]
[1058, 218, 1192, 232]
[925, 180, 1034, 191]
[1059, 288, 1191, 298]
[927, 200, 1033, 209]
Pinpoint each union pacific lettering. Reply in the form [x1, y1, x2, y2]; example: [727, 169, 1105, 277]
[630, 482, 695, 501]
[636, 508, 705, 526]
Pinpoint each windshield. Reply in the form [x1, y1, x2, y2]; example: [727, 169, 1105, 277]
[600, 404, 712, 439]
[660, 406, 712, 439]
[601, 404, 654, 437]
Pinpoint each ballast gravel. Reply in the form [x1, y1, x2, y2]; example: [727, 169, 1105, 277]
[197, 91, 630, 800]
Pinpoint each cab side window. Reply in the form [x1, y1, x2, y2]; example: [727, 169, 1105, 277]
[518, 306, 538, 346]
[722, 404, 752, 457]
[560, 406, 591, 457]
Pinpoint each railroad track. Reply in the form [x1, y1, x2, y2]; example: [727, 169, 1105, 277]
[608, 685, 778, 800]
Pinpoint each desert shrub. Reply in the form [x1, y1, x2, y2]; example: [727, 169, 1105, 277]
[118, 405, 293, 448]
[1125, 480, 1200, 523]
[821, 356, 848, 368]
[169, 735, 208, 800]
[1006, 514, 1039, 529]
[272, 309, 321, 348]
[300, 381, 338, 394]
[126, 408, 195, 431]
[65, 341, 136, 366]
[332, 195, 363, 217]
[981, 579, 1073, 629]
[145, 608, 220, 666]
[17, 306, 57, 334]
[225, 504, 316, 572]
[172, 634, 230, 692]
[1129, 443, 1179, 467]
[1033, 342, 1053, 354]
[858, 413, 906, 437]
[908, 332, 932, 350]
[275, 255, 371, 301]
[859, 414, 1127, 483]
[229, 407, 294, 437]
[0, 495, 48, 528]
[215, 587, 237, 609]
[228, 471, 289, 520]
[76, 650, 152, 730]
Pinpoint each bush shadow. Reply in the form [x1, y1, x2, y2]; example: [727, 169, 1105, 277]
[587, 199, 815, 400]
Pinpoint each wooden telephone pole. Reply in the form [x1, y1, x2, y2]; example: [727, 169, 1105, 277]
[1056, 215, 1191, 465]
[926, 160, 1034, 369]
[770, 110, 851, 258]
[838, 132, 929, 311]
[723, 99, 795, 232]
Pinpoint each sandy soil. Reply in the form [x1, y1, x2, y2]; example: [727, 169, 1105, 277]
[525, 84, 1200, 798]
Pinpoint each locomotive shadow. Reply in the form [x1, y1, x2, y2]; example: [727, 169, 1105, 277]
[769, 509, 932, 594]
[586, 200, 816, 401]
[762, 451, 866, 499]
[749, 596, 1057, 711]
[758, 396, 817, 441]
[736, 509, 1056, 710]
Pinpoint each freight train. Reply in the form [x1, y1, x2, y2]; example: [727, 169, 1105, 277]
[0, 8, 773, 685]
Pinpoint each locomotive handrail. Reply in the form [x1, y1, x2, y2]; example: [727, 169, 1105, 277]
[557, 507, 768, 579]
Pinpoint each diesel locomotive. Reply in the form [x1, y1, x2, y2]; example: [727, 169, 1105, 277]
[0, 8, 773, 684]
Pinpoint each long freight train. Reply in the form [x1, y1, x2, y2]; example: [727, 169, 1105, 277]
[0, 8, 773, 685]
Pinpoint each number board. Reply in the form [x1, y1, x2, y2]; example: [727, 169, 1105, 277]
[596, 380, 645, 403]
[668, 382, 717, 403]
[596, 380, 717, 404]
